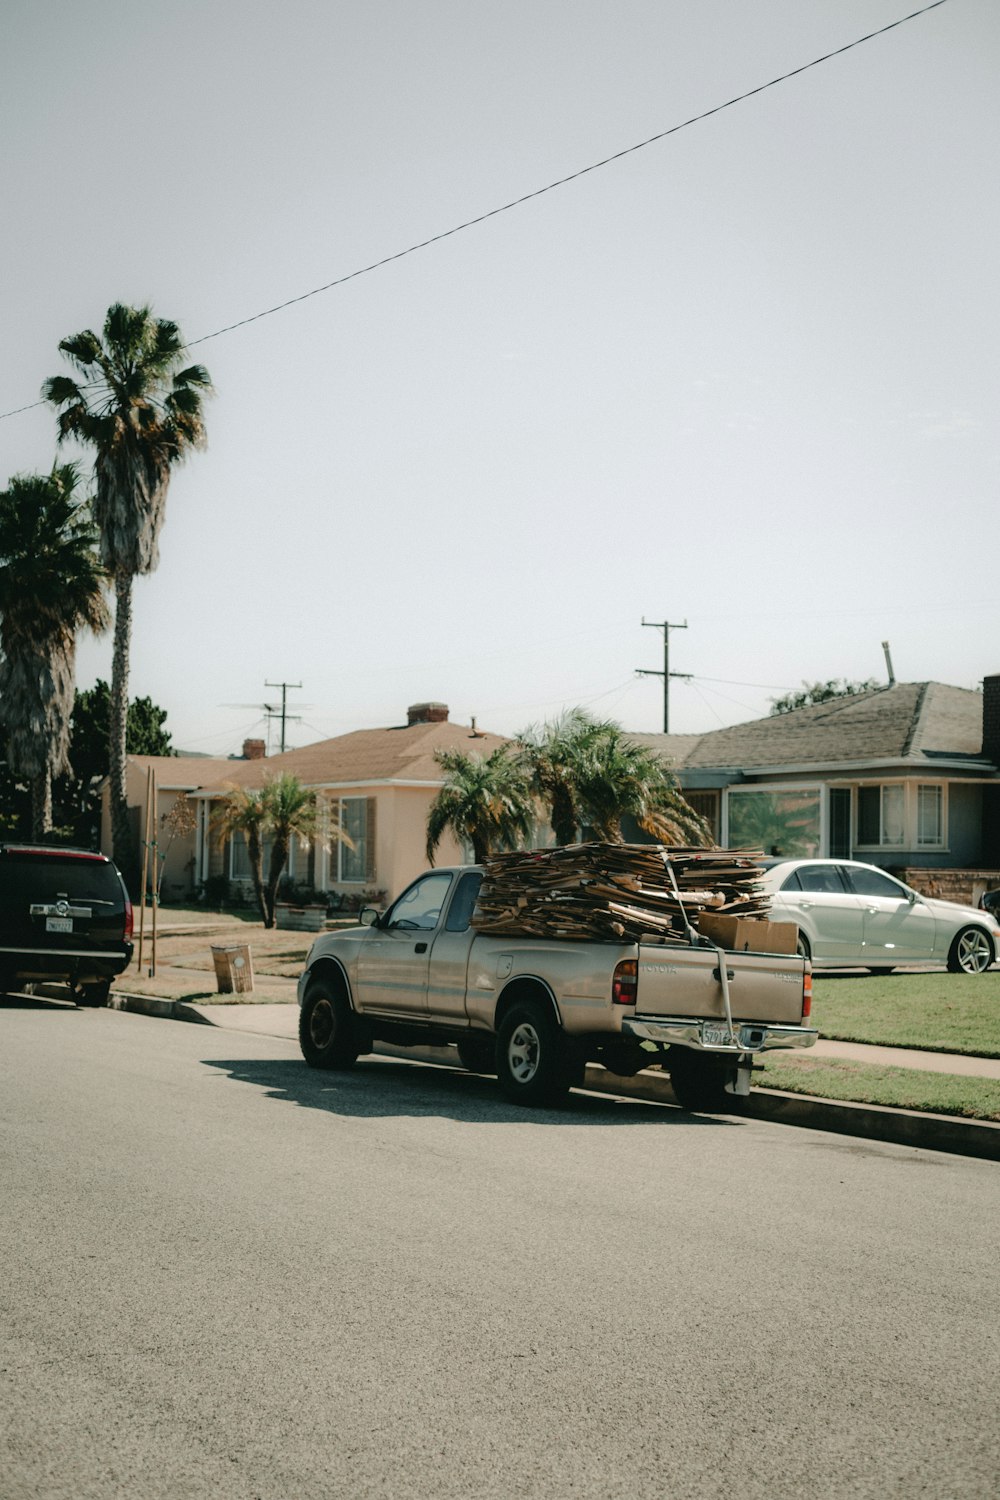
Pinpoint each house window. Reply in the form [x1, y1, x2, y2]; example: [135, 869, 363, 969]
[857, 785, 905, 848]
[330, 797, 376, 884]
[917, 784, 943, 847]
[725, 787, 821, 858]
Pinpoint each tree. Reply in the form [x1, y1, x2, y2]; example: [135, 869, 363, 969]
[769, 679, 878, 716]
[426, 747, 535, 865]
[214, 774, 338, 928]
[0, 466, 109, 836]
[261, 774, 318, 929]
[213, 786, 270, 925]
[519, 708, 711, 847]
[54, 679, 174, 844]
[44, 303, 211, 879]
[517, 708, 600, 846]
[571, 723, 712, 846]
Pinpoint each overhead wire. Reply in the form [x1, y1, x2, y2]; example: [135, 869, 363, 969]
[0, 0, 950, 423]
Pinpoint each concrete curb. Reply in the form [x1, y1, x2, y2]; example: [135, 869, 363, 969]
[108, 991, 1000, 1163]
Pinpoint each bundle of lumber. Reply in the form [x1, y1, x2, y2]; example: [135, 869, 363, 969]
[471, 843, 769, 942]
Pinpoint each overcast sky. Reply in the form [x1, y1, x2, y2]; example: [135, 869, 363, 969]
[2, 0, 996, 754]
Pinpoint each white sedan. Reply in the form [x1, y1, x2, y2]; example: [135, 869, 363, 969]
[759, 859, 1000, 974]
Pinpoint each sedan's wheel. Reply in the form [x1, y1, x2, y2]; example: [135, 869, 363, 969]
[299, 979, 360, 1069]
[947, 926, 994, 975]
[796, 933, 811, 962]
[496, 1000, 573, 1105]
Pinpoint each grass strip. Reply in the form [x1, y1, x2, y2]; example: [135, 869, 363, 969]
[813, 971, 1000, 1057]
[756, 1052, 1000, 1122]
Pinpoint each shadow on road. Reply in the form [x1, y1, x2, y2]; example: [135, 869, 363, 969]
[201, 1053, 736, 1129]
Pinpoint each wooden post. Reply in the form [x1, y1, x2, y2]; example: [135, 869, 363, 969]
[136, 767, 152, 971]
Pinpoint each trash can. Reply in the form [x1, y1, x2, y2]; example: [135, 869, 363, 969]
[211, 943, 254, 995]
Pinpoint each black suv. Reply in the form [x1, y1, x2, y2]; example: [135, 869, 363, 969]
[0, 845, 133, 1006]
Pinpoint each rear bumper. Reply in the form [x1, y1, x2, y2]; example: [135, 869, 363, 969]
[623, 1015, 818, 1054]
[0, 944, 133, 985]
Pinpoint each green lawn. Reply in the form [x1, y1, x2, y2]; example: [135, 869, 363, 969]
[756, 1053, 1000, 1123]
[813, 970, 1000, 1057]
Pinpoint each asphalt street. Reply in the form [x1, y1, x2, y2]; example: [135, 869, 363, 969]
[3, 998, 999, 1500]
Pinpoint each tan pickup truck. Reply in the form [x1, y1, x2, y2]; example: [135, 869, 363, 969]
[297, 864, 817, 1109]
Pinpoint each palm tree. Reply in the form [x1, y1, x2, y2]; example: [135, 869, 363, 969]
[0, 466, 109, 837]
[44, 303, 212, 881]
[519, 708, 711, 848]
[426, 747, 535, 865]
[573, 725, 712, 846]
[517, 708, 601, 845]
[261, 774, 318, 928]
[213, 786, 270, 925]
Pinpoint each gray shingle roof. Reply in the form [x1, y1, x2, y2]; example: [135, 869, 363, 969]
[633, 683, 986, 772]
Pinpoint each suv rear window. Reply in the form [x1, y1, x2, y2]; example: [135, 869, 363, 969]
[0, 849, 124, 907]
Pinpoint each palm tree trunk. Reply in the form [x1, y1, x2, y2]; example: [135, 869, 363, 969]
[247, 829, 268, 926]
[264, 836, 289, 928]
[30, 768, 52, 839]
[109, 569, 135, 886]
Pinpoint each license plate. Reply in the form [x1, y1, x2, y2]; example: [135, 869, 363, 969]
[46, 916, 73, 933]
[702, 1025, 732, 1047]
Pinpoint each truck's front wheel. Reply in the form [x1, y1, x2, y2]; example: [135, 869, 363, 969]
[300, 978, 360, 1070]
[497, 1000, 573, 1105]
[669, 1049, 741, 1113]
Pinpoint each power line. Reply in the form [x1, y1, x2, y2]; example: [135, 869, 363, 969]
[0, 0, 949, 423]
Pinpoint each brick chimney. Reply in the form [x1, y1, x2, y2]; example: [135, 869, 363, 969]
[242, 738, 267, 760]
[983, 676, 1000, 767]
[407, 702, 449, 726]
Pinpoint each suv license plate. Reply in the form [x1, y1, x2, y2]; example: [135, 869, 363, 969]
[46, 916, 73, 933]
[702, 1025, 732, 1047]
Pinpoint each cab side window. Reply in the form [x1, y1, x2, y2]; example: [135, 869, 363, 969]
[386, 872, 453, 931]
[445, 872, 483, 932]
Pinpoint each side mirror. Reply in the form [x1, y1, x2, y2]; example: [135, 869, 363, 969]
[906, 889, 918, 905]
[359, 906, 381, 928]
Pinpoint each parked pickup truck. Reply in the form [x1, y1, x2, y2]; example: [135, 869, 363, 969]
[297, 864, 817, 1109]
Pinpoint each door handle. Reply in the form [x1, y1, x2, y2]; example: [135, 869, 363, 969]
[415, 942, 428, 953]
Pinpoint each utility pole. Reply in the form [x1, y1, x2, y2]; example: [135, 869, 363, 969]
[637, 618, 691, 734]
[264, 680, 302, 753]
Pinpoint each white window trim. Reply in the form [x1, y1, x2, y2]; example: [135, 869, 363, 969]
[853, 779, 948, 853]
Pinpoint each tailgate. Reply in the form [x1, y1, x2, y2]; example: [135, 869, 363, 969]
[636, 943, 806, 1024]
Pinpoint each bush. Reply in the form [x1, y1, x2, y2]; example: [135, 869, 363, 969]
[199, 875, 231, 910]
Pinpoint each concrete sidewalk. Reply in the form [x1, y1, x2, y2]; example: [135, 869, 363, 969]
[108, 990, 1000, 1162]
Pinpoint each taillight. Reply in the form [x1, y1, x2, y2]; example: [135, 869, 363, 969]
[612, 959, 638, 1005]
[802, 968, 812, 1020]
[123, 893, 134, 941]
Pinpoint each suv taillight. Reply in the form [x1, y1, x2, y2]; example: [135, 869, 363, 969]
[123, 893, 134, 941]
[612, 959, 638, 1006]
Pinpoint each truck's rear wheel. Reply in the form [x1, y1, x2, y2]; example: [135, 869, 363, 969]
[669, 1050, 740, 1113]
[300, 978, 360, 1070]
[497, 1000, 573, 1105]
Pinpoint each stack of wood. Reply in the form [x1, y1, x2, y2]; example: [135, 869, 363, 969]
[471, 843, 769, 942]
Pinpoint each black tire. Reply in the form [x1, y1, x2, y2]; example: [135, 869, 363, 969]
[456, 1035, 496, 1075]
[75, 980, 111, 1008]
[947, 926, 994, 975]
[669, 1049, 738, 1113]
[299, 978, 360, 1069]
[496, 999, 573, 1105]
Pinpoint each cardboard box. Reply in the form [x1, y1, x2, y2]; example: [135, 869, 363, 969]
[696, 913, 798, 955]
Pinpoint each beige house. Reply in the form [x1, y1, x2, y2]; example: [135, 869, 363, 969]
[100, 753, 239, 901]
[104, 704, 508, 904]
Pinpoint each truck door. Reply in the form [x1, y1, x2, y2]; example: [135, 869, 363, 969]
[354, 871, 453, 1017]
[426, 871, 483, 1024]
